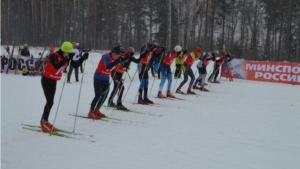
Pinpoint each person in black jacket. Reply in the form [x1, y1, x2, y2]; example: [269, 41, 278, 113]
[21, 44, 30, 57]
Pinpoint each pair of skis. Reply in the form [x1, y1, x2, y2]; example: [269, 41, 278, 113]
[21, 124, 95, 142]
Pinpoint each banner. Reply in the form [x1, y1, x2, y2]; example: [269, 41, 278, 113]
[225, 59, 300, 85]
[1, 54, 45, 73]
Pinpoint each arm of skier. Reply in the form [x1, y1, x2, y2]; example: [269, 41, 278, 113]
[103, 55, 122, 69]
[49, 54, 70, 70]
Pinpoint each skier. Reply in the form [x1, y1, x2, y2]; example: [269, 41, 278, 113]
[107, 47, 141, 110]
[176, 47, 202, 94]
[137, 42, 159, 104]
[193, 52, 213, 91]
[209, 50, 226, 83]
[67, 43, 81, 83]
[88, 47, 128, 119]
[40, 41, 73, 132]
[157, 45, 185, 98]
[174, 48, 186, 79]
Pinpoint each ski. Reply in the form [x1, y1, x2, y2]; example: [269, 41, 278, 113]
[21, 124, 93, 137]
[173, 97, 185, 100]
[103, 106, 146, 115]
[6, 43, 15, 74]
[154, 97, 185, 101]
[72, 113, 121, 121]
[22, 127, 74, 138]
[22, 127, 95, 142]
[104, 106, 162, 117]
[68, 114, 111, 122]
[186, 93, 200, 96]
[155, 97, 178, 101]
[131, 102, 161, 107]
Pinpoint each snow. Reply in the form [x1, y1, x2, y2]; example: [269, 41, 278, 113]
[1, 48, 300, 169]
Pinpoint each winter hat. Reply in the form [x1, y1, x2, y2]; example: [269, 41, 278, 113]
[195, 47, 202, 53]
[174, 45, 182, 52]
[61, 41, 73, 53]
[76, 43, 79, 46]
[111, 46, 121, 55]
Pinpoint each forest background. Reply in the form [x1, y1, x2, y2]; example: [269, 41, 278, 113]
[1, 0, 299, 62]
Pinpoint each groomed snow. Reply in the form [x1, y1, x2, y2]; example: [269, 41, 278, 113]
[1, 49, 299, 169]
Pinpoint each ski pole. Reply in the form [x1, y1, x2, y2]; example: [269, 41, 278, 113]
[6, 43, 15, 74]
[50, 58, 72, 135]
[107, 61, 132, 111]
[110, 66, 131, 115]
[126, 70, 132, 81]
[72, 59, 87, 132]
[122, 68, 138, 103]
[97, 64, 120, 110]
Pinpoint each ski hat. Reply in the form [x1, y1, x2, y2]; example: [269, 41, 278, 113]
[61, 41, 73, 53]
[111, 46, 121, 55]
[24, 44, 28, 48]
[195, 47, 202, 53]
[174, 45, 182, 52]
[76, 43, 79, 46]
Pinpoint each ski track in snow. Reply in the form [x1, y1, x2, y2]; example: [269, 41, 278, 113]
[1, 48, 300, 169]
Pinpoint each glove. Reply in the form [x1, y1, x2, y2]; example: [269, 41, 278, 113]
[118, 56, 127, 62]
[225, 53, 231, 58]
[68, 53, 75, 60]
[83, 53, 89, 60]
[183, 49, 188, 54]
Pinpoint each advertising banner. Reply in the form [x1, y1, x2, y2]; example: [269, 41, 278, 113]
[1, 54, 45, 73]
[225, 59, 300, 85]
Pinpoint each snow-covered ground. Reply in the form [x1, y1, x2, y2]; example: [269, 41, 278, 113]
[1, 49, 300, 169]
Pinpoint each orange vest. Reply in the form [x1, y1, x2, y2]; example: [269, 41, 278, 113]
[43, 52, 67, 80]
[185, 52, 201, 66]
[141, 52, 153, 64]
[96, 53, 117, 76]
[163, 50, 177, 66]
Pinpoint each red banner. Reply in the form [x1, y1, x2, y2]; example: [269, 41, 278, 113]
[222, 59, 300, 85]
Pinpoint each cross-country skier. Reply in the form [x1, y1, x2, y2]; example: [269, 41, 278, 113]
[107, 47, 141, 110]
[137, 42, 160, 104]
[209, 51, 227, 83]
[157, 45, 186, 98]
[67, 43, 82, 83]
[193, 52, 213, 91]
[88, 47, 128, 119]
[176, 47, 202, 95]
[40, 41, 73, 132]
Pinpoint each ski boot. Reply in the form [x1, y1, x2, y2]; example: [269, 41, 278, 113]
[157, 91, 166, 98]
[166, 90, 175, 98]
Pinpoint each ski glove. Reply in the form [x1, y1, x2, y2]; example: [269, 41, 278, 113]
[68, 53, 75, 60]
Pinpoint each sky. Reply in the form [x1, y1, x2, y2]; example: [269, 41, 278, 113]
[1, 47, 300, 169]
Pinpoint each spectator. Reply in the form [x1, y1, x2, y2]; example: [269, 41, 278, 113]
[21, 44, 30, 57]
[67, 43, 81, 83]
[22, 66, 29, 76]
